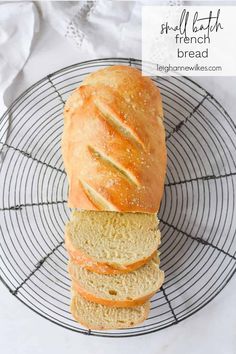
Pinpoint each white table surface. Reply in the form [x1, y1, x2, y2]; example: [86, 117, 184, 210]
[0, 19, 236, 354]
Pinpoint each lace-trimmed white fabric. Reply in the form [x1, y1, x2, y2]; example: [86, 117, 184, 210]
[39, 1, 183, 57]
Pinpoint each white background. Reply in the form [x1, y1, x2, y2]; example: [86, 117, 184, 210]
[0, 15, 236, 354]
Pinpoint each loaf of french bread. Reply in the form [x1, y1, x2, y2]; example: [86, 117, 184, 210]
[62, 65, 167, 331]
[62, 65, 166, 213]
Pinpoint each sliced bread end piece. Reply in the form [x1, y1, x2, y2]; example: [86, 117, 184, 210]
[71, 292, 150, 330]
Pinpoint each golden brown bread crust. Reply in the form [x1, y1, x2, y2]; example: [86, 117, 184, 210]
[62, 65, 166, 213]
[65, 230, 157, 274]
[71, 280, 156, 308]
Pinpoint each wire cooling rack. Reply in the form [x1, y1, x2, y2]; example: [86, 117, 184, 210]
[0, 58, 235, 337]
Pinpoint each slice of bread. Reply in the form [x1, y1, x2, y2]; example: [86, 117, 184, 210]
[69, 255, 164, 307]
[65, 210, 161, 270]
[71, 292, 150, 330]
[68, 247, 156, 275]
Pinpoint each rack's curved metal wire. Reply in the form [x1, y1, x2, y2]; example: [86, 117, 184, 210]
[0, 58, 235, 337]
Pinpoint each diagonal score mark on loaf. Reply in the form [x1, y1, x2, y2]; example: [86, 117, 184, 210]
[79, 179, 118, 211]
[94, 99, 146, 150]
[87, 145, 139, 186]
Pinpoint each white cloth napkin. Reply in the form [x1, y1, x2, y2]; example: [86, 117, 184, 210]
[39, 1, 182, 58]
[0, 2, 39, 117]
[39, 1, 141, 58]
